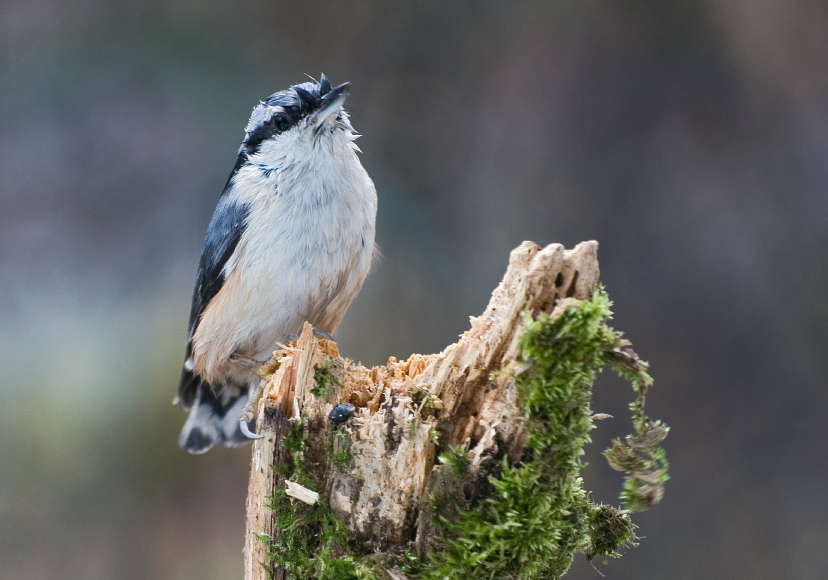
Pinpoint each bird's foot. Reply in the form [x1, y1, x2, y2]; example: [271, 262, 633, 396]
[311, 327, 335, 341]
[229, 353, 269, 372]
[238, 381, 265, 441]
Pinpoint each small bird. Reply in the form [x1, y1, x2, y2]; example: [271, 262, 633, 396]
[175, 75, 377, 453]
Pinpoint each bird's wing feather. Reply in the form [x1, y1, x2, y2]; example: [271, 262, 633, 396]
[177, 157, 250, 408]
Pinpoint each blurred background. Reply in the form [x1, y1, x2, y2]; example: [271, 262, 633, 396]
[1, 1, 827, 578]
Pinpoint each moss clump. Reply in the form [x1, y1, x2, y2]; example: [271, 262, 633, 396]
[411, 387, 437, 410]
[602, 335, 670, 512]
[260, 486, 378, 580]
[428, 425, 440, 446]
[279, 417, 312, 487]
[439, 444, 471, 481]
[422, 287, 667, 579]
[324, 426, 353, 473]
[313, 358, 336, 397]
[586, 504, 637, 562]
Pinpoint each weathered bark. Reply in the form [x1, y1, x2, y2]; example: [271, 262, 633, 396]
[243, 240, 600, 580]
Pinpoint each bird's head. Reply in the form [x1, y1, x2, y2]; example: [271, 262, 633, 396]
[242, 74, 355, 159]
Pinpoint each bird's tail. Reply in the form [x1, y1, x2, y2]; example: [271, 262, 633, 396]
[178, 383, 254, 454]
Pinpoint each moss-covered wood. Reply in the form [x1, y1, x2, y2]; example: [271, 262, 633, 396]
[243, 241, 669, 580]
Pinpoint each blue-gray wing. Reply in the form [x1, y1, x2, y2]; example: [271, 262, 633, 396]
[177, 166, 250, 409]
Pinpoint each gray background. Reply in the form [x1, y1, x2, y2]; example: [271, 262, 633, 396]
[2, 1, 826, 578]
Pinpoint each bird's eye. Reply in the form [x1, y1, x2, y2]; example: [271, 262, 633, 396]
[272, 114, 291, 132]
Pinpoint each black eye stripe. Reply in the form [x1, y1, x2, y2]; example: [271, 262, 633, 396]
[244, 124, 274, 153]
[245, 110, 300, 153]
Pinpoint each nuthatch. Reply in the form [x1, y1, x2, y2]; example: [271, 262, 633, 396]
[174, 75, 377, 453]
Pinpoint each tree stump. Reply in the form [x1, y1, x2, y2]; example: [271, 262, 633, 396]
[242, 240, 667, 579]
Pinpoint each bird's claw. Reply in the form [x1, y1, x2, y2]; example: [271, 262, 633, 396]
[239, 381, 266, 440]
[239, 417, 264, 440]
[287, 327, 333, 343]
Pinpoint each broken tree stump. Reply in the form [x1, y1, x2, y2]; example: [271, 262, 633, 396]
[243, 240, 667, 579]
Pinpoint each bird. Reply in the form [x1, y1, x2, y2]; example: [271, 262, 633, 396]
[174, 75, 377, 454]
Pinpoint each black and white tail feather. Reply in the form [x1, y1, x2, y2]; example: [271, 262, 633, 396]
[178, 379, 252, 453]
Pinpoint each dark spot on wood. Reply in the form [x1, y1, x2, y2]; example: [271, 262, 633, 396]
[565, 270, 580, 297]
[384, 391, 403, 453]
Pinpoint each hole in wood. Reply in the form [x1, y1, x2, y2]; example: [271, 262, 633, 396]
[565, 270, 580, 297]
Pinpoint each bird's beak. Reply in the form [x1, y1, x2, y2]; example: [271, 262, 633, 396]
[310, 82, 349, 125]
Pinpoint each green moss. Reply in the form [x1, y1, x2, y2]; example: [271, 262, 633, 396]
[600, 304, 670, 512]
[282, 418, 306, 454]
[412, 387, 438, 414]
[259, 486, 379, 580]
[604, 422, 670, 512]
[259, 419, 375, 580]
[586, 504, 637, 562]
[439, 444, 470, 481]
[428, 425, 440, 446]
[313, 358, 336, 397]
[324, 426, 353, 473]
[422, 287, 668, 579]
[399, 548, 425, 577]
[281, 417, 311, 487]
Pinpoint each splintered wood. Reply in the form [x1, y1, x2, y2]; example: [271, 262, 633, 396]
[243, 241, 600, 580]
